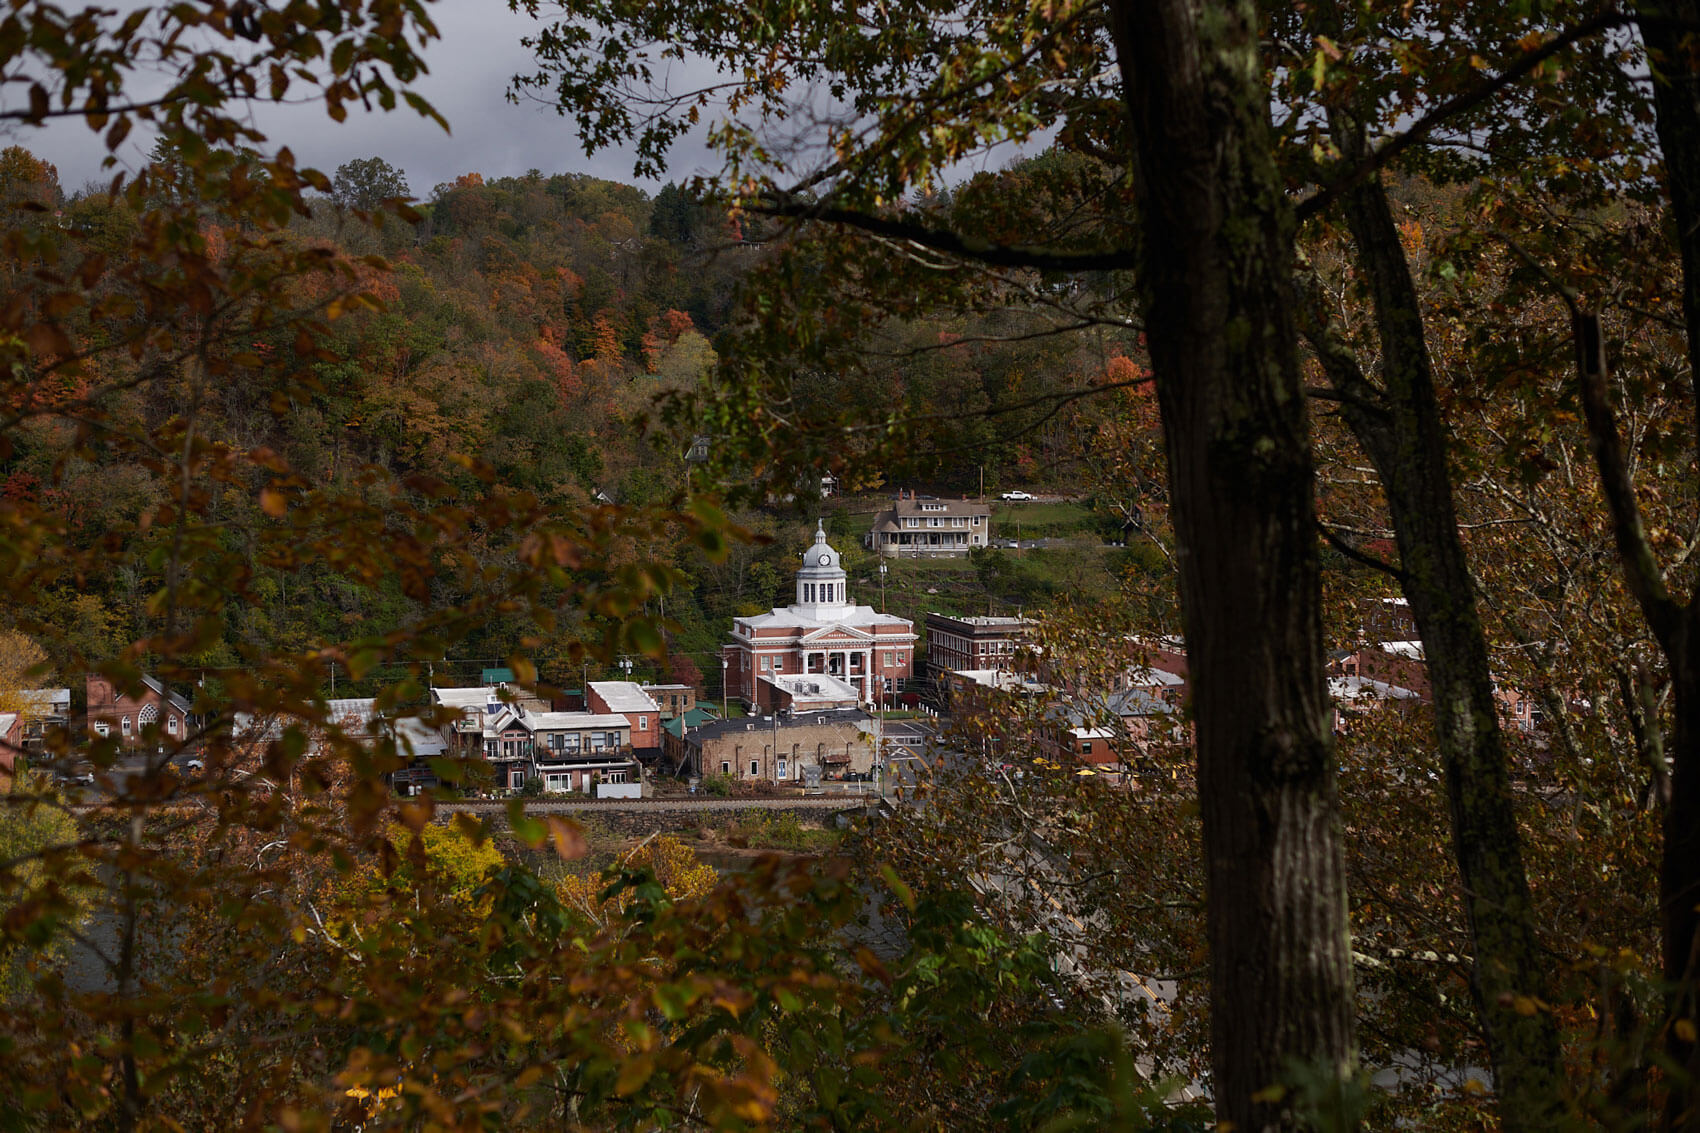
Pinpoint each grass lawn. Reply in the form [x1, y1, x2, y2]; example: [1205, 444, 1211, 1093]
[988, 499, 1101, 536]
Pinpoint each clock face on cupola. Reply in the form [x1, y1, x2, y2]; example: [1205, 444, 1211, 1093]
[795, 520, 846, 609]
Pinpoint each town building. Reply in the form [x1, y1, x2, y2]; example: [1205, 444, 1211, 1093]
[430, 684, 547, 758]
[679, 708, 876, 784]
[642, 683, 698, 719]
[722, 523, 916, 708]
[1332, 642, 1431, 701]
[752, 672, 861, 714]
[924, 613, 1034, 679]
[86, 674, 193, 749]
[0, 712, 19, 777]
[519, 711, 635, 792]
[9, 688, 70, 755]
[430, 684, 636, 792]
[866, 490, 991, 557]
[587, 681, 662, 757]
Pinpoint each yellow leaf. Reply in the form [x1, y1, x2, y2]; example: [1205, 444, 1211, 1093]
[1676, 1018, 1698, 1043]
[614, 1054, 654, 1096]
[259, 487, 288, 517]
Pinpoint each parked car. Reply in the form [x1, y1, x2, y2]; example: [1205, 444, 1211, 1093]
[1000, 490, 1034, 501]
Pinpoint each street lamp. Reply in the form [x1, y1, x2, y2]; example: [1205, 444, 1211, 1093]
[878, 560, 887, 613]
[721, 654, 729, 720]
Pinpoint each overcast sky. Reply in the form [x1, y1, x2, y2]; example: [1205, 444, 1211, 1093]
[11, 0, 718, 198]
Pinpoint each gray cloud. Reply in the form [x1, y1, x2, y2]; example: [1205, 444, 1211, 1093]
[13, 0, 724, 197]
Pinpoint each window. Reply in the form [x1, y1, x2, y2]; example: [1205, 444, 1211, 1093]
[638, 715, 648, 730]
[167, 715, 178, 735]
[929, 517, 941, 527]
[750, 760, 759, 777]
[778, 759, 788, 779]
[1080, 741, 1092, 754]
[139, 704, 158, 727]
[121, 716, 132, 736]
[885, 652, 894, 666]
[94, 721, 110, 737]
[721, 761, 731, 774]
[760, 656, 771, 671]
[972, 516, 982, 525]
[545, 773, 570, 792]
[511, 769, 525, 789]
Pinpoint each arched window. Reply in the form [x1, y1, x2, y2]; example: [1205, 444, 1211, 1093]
[139, 704, 158, 728]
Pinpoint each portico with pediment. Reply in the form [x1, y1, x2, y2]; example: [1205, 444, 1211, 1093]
[723, 523, 917, 709]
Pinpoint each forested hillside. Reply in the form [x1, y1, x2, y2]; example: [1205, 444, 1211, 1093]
[6, 0, 1700, 1129]
[1, 147, 1159, 698]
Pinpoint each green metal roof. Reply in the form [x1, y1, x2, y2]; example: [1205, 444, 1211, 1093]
[662, 707, 720, 737]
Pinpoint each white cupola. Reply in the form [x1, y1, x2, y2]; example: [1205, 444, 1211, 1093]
[793, 520, 849, 613]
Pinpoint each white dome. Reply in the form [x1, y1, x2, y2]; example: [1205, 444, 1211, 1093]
[793, 521, 848, 610]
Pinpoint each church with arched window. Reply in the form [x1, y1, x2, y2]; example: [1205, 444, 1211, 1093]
[722, 523, 917, 709]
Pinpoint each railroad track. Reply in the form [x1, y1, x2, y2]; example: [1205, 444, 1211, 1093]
[67, 793, 880, 817]
[439, 795, 872, 813]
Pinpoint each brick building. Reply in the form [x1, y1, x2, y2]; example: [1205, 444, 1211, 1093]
[680, 708, 876, 784]
[86, 674, 193, 749]
[723, 523, 916, 708]
[588, 681, 662, 757]
[642, 683, 697, 719]
[924, 613, 1034, 680]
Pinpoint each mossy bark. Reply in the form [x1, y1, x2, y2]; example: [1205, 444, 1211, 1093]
[1309, 137, 1565, 1128]
[1631, 5, 1700, 1124]
[1107, 2, 1357, 1128]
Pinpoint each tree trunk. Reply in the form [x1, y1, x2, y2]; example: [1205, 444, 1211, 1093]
[1305, 144, 1564, 1127]
[1574, 299, 1700, 1128]
[1106, 2, 1358, 1128]
[1629, 5, 1700, 1124]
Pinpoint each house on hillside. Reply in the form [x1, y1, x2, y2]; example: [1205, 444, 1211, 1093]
[866, 490, 991, 557]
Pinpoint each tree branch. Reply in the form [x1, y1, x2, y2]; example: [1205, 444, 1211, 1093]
[750, 195, 1136, 272]
[1572, 310, 1685, 646]
[1319, 520, 1405, 578]
[1295, 10, 1634, 224]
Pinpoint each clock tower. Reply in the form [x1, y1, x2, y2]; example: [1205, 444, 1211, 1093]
[721, 521, 917, 712]
[793, 520, 849, 612]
